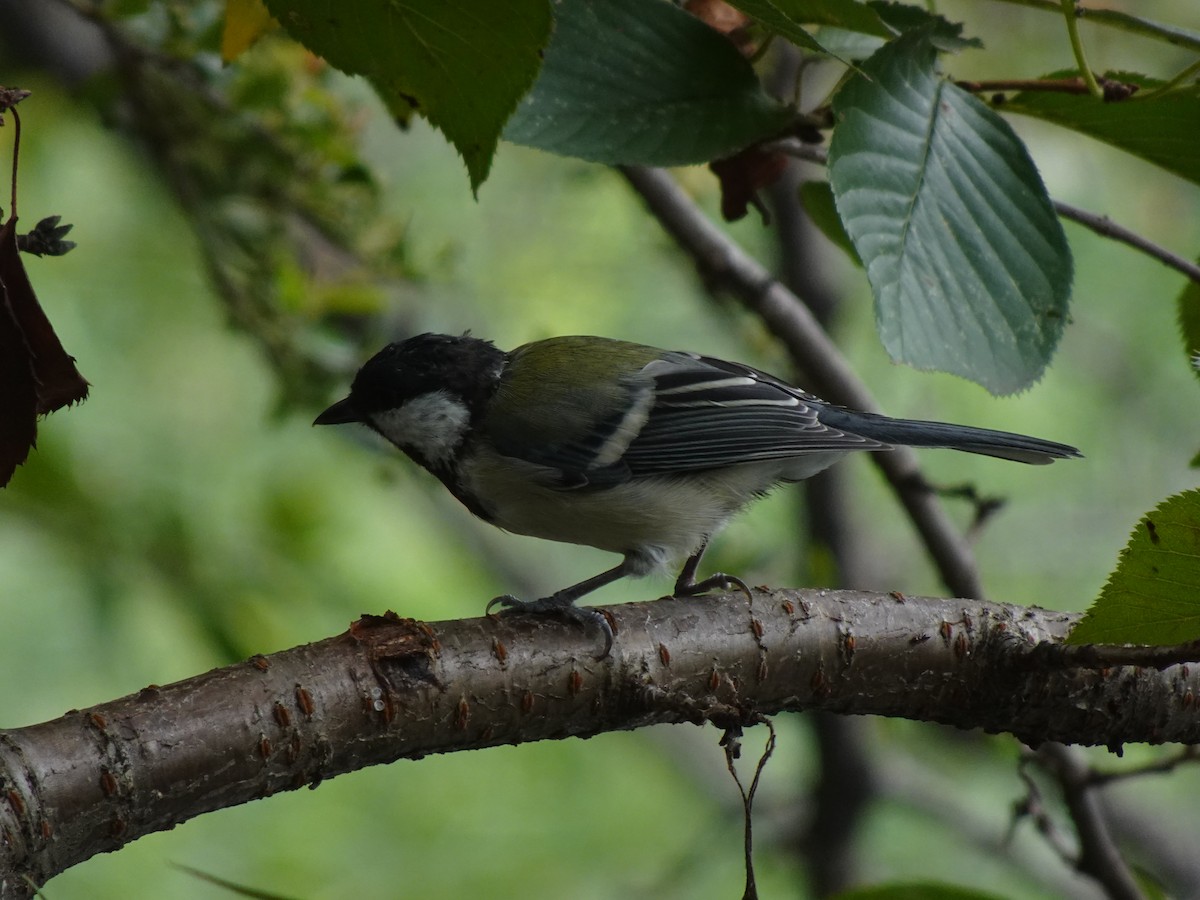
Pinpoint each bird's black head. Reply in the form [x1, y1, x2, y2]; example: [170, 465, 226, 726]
[314, 333, 506, 471]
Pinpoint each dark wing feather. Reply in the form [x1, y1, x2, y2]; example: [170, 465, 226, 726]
[621, 352, 882, 475]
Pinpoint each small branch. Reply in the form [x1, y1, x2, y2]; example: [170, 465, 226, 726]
[1086, 746, 1200, 787]
[619, 165, 986, 600]
[7, 105, 19, 217]
[1036, 744, 1146, 900]
[957, 76, 1140, 101]
[1032, 638, 1200, 670]
[985, 0, 1200, 54]
[956, 77, 1097, 95]
[1052, 200, 1200, 285]
[1013, 760, 1080, 864]
[1059, 0, 1105, 99]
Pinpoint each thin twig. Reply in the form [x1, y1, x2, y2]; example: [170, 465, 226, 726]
[1013, 759, 1079, 862]
[1086, 746, 1200, 787]
[1036, 744, 1146, 900]
[618, 165, 986, 599]
[985, 0, 1200, 54]
[1032, 639, 1200, 670]
[956, 77, 1095, 95]
[722, 719, 777, 900]
[1052, 200, 1200, 285]
[769, 139, 1200, 286]
[9, 104, 19, 217]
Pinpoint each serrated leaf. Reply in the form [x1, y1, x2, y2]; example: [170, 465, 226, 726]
[729, 0, 889, 55]
[503, 0, 796, 166]
[809, 3, 978, 62]
[1178, 264, 1200, 384]
[264, 0, 552, 192]
[222, 0, 275, 62]
[1068, 491, 1200, 646]
[799, 180, 861, 265]
[828, 30, 1071, 394]
[1004, 71, 1200, 186]
[867, 2, 981, 51]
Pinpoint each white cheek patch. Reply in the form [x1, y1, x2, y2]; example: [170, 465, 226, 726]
[371, 390, 471, 468]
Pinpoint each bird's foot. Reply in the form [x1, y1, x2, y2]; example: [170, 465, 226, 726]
[673, 572, 753, 602]
[486, 594, 616, 659]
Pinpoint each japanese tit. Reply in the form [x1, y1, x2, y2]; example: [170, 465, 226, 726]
[315, 333, 1079, 653]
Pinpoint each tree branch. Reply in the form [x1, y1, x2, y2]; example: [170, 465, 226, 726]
[983, 0, 1200, 54]
[1050, 200, 1200, 285]
[3, 590, 1199, 895]
[1034, 744, 1146, 900]
[619, 165, 986, 599]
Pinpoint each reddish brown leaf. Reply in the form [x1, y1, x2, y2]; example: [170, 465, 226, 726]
[0, 216, 88, 415]
[0, 268, 37, 486]
[709, 146, 789, 223]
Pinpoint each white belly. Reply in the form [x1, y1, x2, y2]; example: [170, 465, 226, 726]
[458, 449, 792, 575]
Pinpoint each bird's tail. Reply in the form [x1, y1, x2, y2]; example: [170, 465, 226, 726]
[817, 408, 1081, 465]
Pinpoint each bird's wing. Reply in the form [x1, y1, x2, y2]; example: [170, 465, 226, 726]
[481, 337, 660, 488]
[483, 342, 883, 488]
[619, 352, 883, 475]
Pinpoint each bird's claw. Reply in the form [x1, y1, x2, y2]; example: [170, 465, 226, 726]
[674, 572, 753, 603]
[485, 594, 615, 659]
[485, 594, 521, 616]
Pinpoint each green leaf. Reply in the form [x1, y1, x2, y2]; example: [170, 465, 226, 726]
[828, 30, 1072, 394]
[1068, 490, 1200, 646]
[264, 0, 552, 193]
[729, 0, 890, 55]
[503, 0, 795, 165]
[1178, 265, 1200, 384]
[867, 2, 981, 51]
[807, 3, 979, 62]
[799, 180, 861, 265]
[1003, 72, 1200, 186]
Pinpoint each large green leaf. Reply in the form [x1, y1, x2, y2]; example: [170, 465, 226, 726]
[1068, 491, 1200, 646]
[828, 31, 1071, 394]
[264, 0, 552, 192]
[1004, 72, 1200, 186]
[503, 0, 795, 165]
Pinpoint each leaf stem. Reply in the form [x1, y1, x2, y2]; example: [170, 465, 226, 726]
[1059, 0, 1104, 99]
[9, 105, 19, 218]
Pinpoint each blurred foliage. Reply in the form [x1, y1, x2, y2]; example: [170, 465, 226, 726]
[0, 0, 1199, 898]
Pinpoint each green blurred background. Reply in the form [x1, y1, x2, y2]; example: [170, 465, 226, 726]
[2, 1, 1199, 897]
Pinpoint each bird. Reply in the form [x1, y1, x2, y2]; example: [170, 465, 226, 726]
[315, 333, 1080, 655]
